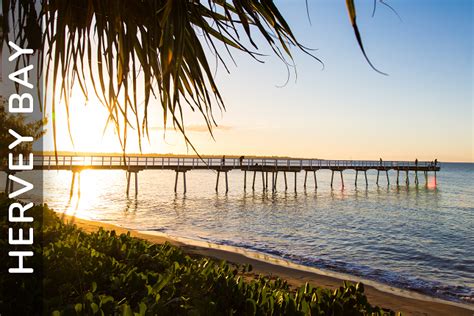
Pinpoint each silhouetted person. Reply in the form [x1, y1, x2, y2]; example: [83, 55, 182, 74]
[221, 155, 226, 166]
[415, 158, 418, 166]
[434, 159, 438, 166]
[239, 155, 244, 166]
[379, 158, 383, 166]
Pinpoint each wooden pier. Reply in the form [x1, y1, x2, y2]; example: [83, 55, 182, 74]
[4, 156, 440, 197]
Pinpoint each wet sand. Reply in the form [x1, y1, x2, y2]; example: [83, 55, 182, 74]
[60, 214, 473, 316]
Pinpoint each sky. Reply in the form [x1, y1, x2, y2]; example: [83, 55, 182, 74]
[39, 0, 473, 162]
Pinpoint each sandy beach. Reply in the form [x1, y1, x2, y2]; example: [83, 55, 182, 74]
[61, 214, 473, 316]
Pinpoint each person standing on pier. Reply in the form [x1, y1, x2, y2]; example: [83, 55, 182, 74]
[415, 158, 418, 166]
[239, 156, 245, 166]
[379, 158, 383, 166]
[221, 155, 226, 166]
[434, 159, 438, 166]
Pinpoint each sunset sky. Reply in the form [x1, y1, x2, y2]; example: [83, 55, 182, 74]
[41, 0, 472, 162]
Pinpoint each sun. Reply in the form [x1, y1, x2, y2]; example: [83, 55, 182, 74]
[44, 90, 123, 153]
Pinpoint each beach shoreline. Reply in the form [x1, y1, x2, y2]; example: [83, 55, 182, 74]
[60, 213, 473, 316]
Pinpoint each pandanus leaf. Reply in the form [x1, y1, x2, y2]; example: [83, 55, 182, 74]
[346, 0, 387, 75]
[3, 0, 387, 155]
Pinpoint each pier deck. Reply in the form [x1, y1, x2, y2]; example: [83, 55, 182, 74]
[31, 155, 440, 172]
[4, 155, 440, 196]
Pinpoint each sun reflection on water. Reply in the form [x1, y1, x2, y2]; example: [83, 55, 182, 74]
[62, 170, 104, 220]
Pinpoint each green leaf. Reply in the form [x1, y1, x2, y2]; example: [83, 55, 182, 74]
[138, 302, 147, 315]
[122, 304, 133, 316]
[245, 298, 257, 315]
[74, 303, 83, 313]
[85, 292, 94, 302]
[99, 295, 114, 307]
[91, 302, 99, 314]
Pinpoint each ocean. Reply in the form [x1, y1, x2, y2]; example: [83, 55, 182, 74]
[7, 162, 473, 304]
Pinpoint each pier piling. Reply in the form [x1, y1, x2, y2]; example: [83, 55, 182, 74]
[252, 171, 256, 190]
[272, 172, 275, 191]
[135, 172, 138, 196]
[284, 172, 288, 191]
[183, 171, 187, 193]
[215, 171, 220, 192]
[294, 172, 297, 192]
[126, 170, 139, 195]
[313, 171, 317, 189]
[78, 172, 82, 196]
[68, 170, 82, 198]
[265, 172, 269, 191]
[174, 171, 179, 193]
[274, 171, 278, 192]
[225, 171, 229, 193]
[71, 172, 77, 198]
[126, 172, 130, 195]
[244, 171, 247, 191]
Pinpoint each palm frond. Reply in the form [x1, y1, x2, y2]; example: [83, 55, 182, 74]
[2, 0, 387, 154]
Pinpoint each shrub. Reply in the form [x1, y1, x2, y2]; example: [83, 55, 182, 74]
[0, 196, 397, 315]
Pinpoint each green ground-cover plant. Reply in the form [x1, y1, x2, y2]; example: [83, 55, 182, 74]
[0, 195, 397, 315]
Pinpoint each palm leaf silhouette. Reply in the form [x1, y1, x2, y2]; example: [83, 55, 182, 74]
[2, 0, 386, 155]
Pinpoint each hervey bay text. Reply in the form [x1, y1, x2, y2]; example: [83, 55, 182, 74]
[6, 41, 37, 274]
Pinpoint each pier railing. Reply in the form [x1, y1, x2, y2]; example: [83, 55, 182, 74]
[0, 155, 438, 196]
[32, 155, 435, 170]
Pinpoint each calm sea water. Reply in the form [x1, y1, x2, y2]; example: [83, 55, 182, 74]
[6, 162, 473, 304]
